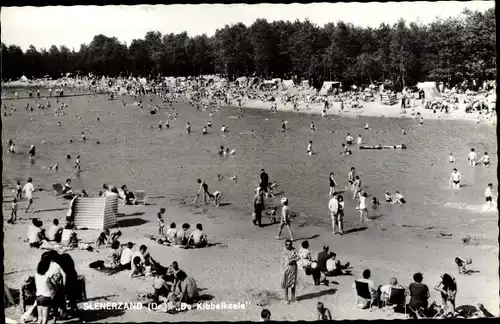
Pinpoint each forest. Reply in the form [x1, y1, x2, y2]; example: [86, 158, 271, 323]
[1, 8, 495, 87]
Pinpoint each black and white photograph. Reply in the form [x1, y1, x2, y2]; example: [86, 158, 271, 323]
[1, 1, 497, 322]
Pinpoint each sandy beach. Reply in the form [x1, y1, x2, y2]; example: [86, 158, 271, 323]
[3, 88, 498, 322]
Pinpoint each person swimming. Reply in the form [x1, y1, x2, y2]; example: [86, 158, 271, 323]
[364, 123, 369, 130]
[307, 141, 313, 155]
[448, 153, 456, 163]
[218, 146, 224, 155]
[341, 143, 352, 155]
[202, 126, 208, 135]
[384, 191, 393, 203]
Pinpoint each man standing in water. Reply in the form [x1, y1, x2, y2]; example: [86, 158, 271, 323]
[449, 168, 462, 189]
[276, 198, 294, 241]
[260, 169, 269, 198]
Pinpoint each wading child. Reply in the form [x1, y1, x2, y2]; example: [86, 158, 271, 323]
[357, 192, 369, 223]
[8, 198, 18, 223]
[157, 208, 166, 235]
[484, 183, 494, 209]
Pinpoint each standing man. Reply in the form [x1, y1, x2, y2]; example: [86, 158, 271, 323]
[260, 169, 269, 198]
[449, 168, 462, 189]
[328, 193, 339, 235]
[253, 187, 265, 227]
[23, 177, 35, 213]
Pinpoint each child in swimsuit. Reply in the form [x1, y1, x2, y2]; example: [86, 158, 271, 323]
[448, 153, 455, 163]
[384, 191, 393, 203]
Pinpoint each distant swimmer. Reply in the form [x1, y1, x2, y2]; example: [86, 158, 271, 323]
[27, 145, 36, 159]
[449, 168, 462, 189]
[448, 153, 456, 163]
[307, 141, 313, 155]
[484, 183, 494, 209]
[228, 175, 238, 180]
[66, 154, 71, 160]
[310, 121, 315, 131]
[402, 128, 406, 135]
[186, 122, 191, 134]
[467, 148, 477, 166]
[364, 123, 369, 130]
[419, 116, 424, 125]
[393, 191, 406, 204]
[321, 109, 327, 118]
[384, 190, 393, 203]
[81, 132, 86, 141]
[281, 120, 287, 131]
[357, 134, 363, 146]
[49, 164, 59, 171]
[207, 121, 212, 127]
[202, 126, 208, 135]
[477, 152, 490, 167]
[165, 120, 170, 129]
[345, 133, 354, 145]
[218, 146, 225, 155]
[9, 142, 16, 154]
[159, 121, 163, 130]
[221, 125, 228, 132]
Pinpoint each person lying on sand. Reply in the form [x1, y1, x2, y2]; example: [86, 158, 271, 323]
[187, 223, 208, 248]
[324, 252, 350, 276]
[341, 143, 352, 155]
[455, 257, 472, 275]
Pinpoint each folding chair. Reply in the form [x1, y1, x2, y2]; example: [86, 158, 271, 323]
[354, 280, 374, 311]
[134, 190, 146, 205]
[383, 287, 407, 314]
[408, 305, 427, 319]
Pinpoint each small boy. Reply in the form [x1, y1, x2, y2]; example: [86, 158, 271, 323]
[316, 302, 332, 320]
[484, 183, 494, 209]
[8, 198, 18, 223]
[455, 257, 472, 275]
[448, 153, 455, 163]
[16, 181, 22, 200]
[157, 208, 166, 235]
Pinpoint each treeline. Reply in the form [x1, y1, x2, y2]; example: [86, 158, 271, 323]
[1, 8, 495, 87]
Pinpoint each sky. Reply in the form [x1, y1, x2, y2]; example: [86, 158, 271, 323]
[1, 1, 495, 51]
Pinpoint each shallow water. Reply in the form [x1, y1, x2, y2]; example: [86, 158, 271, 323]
[2, 92, 497, 234]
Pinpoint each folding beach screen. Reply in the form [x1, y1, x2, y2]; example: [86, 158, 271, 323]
[417, 82, 442, 101]
[282, 79, 295, 89]
[73, 196, 118, 230]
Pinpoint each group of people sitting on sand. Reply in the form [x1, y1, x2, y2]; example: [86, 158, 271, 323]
[297, 243, 352, 286]
[156, 213, 208, 248]
[28, 218, 80, 250]
[97, 184, 136, 205]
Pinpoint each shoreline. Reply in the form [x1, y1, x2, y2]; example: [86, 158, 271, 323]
[238, 98, 495, 124]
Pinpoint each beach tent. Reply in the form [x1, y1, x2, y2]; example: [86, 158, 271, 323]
[319, 81, 341, 96]
[417, 82, 442, 101]
[282, 79, 295, 89]
[19, 75, 29, 83]
[236, 76, 248, 87]
[73, 195, 118, 230]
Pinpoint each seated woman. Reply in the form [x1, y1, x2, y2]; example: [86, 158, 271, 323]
[28, 219, 46, 248]
[62, 179, 73, 196]
[175, 223, 190, 247]
[89, 240, 123, 270]
[130, 256, 145, 278]
[187, 224, 208, 248]
[407, 272, 430, 318]
[166, 223, 177, 243]
[152, 273, 174, 302]
[121, 185, 136, 205]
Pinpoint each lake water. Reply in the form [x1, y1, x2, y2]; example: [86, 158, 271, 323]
[2, 91, 497, 235]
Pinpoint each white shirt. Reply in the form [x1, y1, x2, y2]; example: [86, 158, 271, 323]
[326, 259, 336, 272]
[359, 196, 366, 209]
[346, 136, 353, 142]
[468, 152, 477, 161]
[448, 155, 455, 162]
[46, 225, 62, 241]
[485, 187, 492, 197]
[328, 197, 338, 214]
[28, 225, 42, 243]
[482, 155, 490, 162]
[61, 229, 73, 246]
[23, 183, 35, 199]
[35, 273, 54, 297]
[46, 262, 65, 281]
[120, 248, 134, 265]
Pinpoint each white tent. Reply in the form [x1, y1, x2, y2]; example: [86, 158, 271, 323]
[319, 81, 341, 96]
[236, 76, 248, 87]
[19, 75, 29, 83]
[282, 79, 295, 89]
[417, 82, 442, 101]
[73, 196, 118, 230]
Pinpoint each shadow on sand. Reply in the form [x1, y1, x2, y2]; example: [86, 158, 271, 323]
[85, 294, 118, 302]
[344, 227, 368, 234]
[297, 288, 337, 301]
[118, 218, 148, 227]
[117, 212, 145, 217]
[293, 234, 320, 242]
[79, 309, 125, 322]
